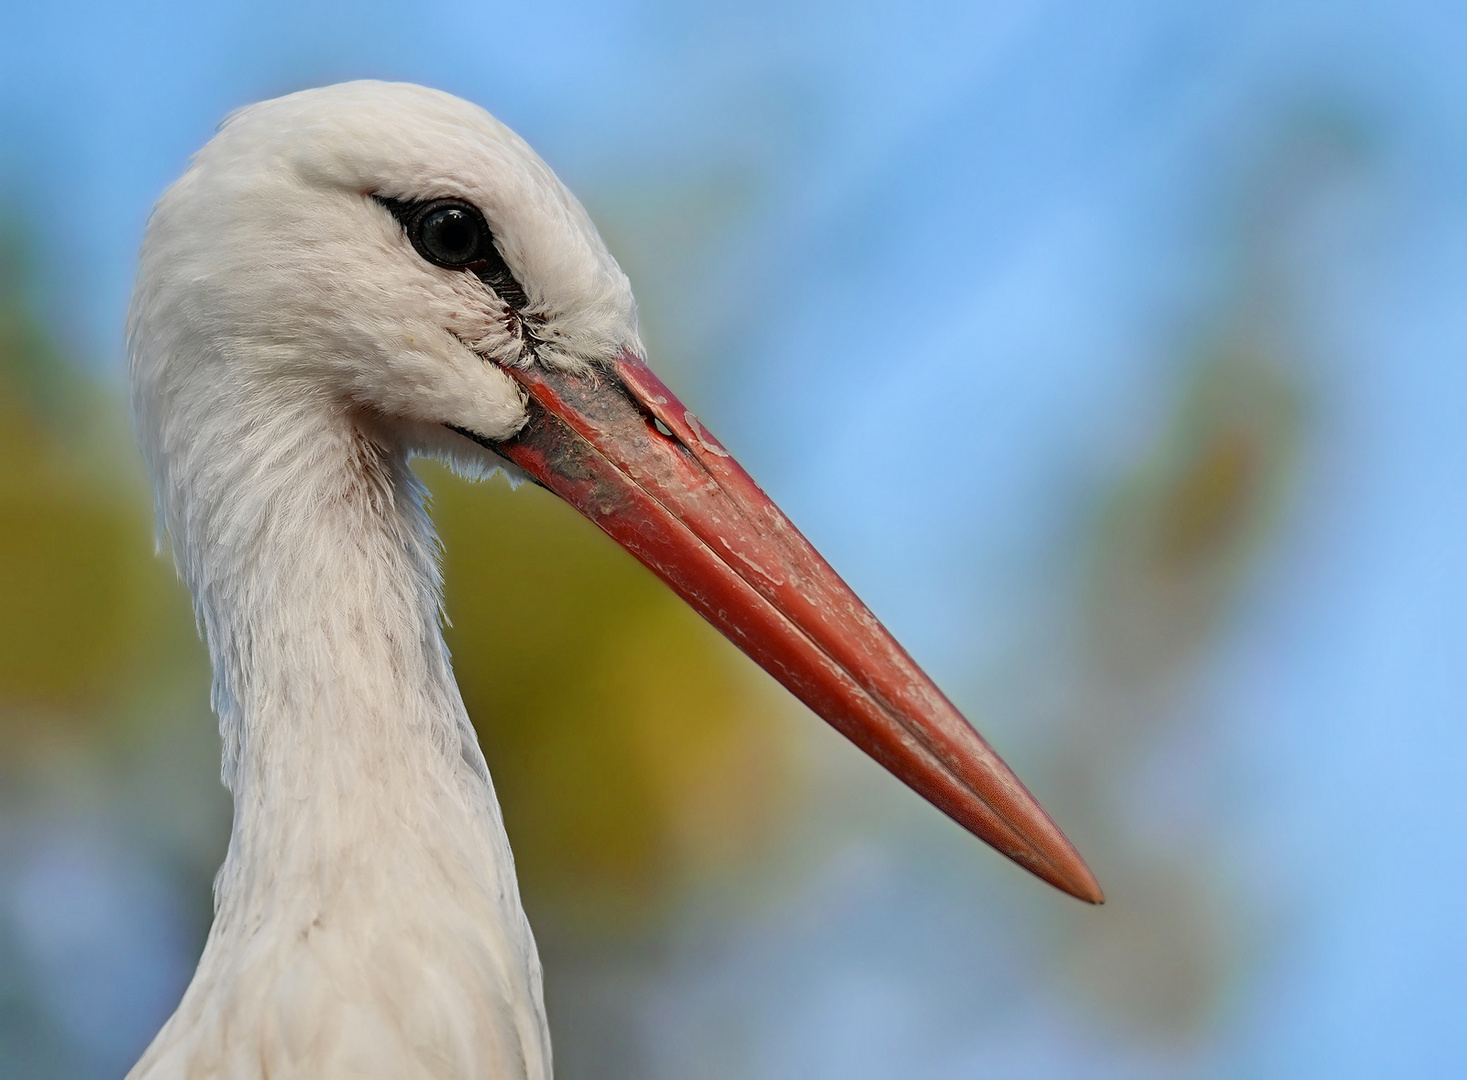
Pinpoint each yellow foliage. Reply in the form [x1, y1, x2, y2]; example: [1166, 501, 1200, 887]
[0, 257, 200, 737]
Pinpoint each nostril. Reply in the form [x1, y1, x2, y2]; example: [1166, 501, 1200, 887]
[652, 416, 674, 439]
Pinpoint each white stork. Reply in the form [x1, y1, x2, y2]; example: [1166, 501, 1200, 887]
[124, 81, 1101, 1079]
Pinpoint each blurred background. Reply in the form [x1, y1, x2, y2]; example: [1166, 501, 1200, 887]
[1, 0, 1464, 1076]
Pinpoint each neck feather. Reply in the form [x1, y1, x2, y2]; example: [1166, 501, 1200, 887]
[132, 398, 551, 1080]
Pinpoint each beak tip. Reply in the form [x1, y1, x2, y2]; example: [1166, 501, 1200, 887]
[1000, 808, 1103, 904]
[1043, 850, 1105, 905]
[1074, 879, 1107, 906]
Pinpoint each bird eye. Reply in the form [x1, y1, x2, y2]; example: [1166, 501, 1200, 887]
[409, 199, 491, 269]
[376, 194, 530, 311]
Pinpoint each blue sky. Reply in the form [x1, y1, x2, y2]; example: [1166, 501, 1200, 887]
[3, 0, 1466, 1075]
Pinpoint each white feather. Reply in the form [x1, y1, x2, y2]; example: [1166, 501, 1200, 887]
[127, 80, 644, 1079]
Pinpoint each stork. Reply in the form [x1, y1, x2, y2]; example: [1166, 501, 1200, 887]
[124, 81, 1101, 1079]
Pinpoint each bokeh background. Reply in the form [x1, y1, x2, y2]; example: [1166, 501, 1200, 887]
[1, 1, 1464, 1076]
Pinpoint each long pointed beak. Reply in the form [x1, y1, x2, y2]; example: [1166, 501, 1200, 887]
[480, 349, 1102, 903]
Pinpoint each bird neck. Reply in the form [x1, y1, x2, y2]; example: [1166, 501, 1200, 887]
[198, 407, 465, 818]
[143, 399, 551, 1078]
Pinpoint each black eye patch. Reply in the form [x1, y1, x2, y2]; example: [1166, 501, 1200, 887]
[375, 195, 530, 311]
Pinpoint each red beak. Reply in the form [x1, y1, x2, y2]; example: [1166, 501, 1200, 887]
[483, 349, 1102, 903]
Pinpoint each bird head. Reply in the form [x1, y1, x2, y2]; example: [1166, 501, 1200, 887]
[129, 81, 1101, 904]
[131, 81, 639, 463]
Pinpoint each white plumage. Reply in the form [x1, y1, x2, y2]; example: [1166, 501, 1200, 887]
[126, 79, 1098, 1080]
[126, 82, 614, 1078]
